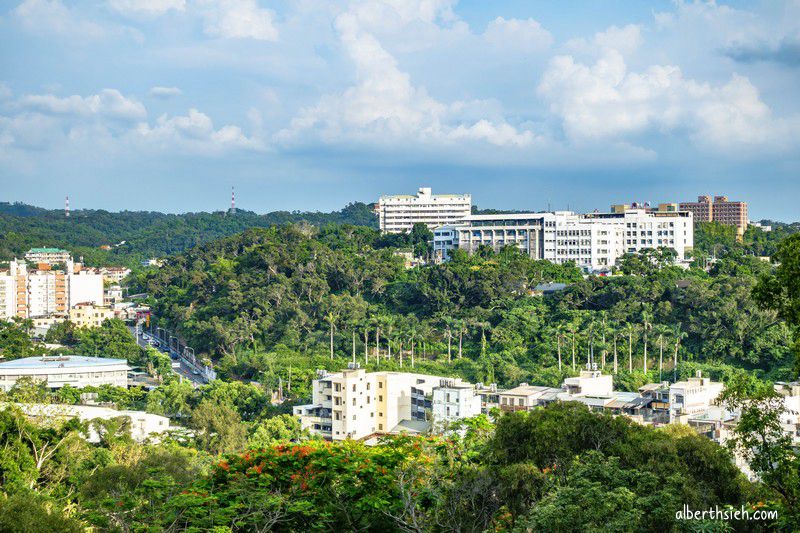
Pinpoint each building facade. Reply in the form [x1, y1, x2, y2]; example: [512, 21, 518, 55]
[294, 366, 472, 441]
[69, 302, 115, 328]
[433, 208, 693, 271]
[0, 356, 130, 391]
[375, 187, 471, 234]
[24, 247, 70, 265]
[679, 195, 748, 236]
[669, 372, 725, 423]
[0, 259, 104, 319]
[431, 380, 482, 432]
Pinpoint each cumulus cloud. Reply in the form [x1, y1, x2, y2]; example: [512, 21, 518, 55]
[19, 89, 147, 121]
[134, 108, 263, 151]
[148, 86, 183, 98]
[484, 17, 553, 52]
[537, 48, 795, 150]
[109, 0, 185, 15]
[566, 24, 643, 57]
[12, 0, 106, 38]
[199, 0, 279, 41]
[279, 0, 537, 148]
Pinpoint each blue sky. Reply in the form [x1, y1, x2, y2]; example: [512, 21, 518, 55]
[1, 1, 799, 220]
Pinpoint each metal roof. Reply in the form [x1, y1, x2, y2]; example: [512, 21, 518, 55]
[0, 356, 128, 369]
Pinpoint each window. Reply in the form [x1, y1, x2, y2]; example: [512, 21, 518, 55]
[379, 395, 383, 401]
[352, 384, 356, 392]
[352, 398, 356, 406]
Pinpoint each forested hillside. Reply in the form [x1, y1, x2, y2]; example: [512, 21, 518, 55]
[0, 201, 377, 267]
[142, 224, 797, 392]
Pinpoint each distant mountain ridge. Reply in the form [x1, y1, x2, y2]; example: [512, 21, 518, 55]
[0, 201, 378, 267]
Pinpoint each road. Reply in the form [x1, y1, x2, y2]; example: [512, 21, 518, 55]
[130, 326, 207, 386]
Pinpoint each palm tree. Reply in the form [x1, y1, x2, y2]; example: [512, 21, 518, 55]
[455, 319, 466, 359]
[654, 324, 670, 382]
[624, 322, 636, 372]
[555, 324, 565, 371]
[567, 322, 579, 371]
[672, 323, 687, 382]
[325, 310, 338, 361]
[613, 330, 619, 374]
[641, 311, 653, 374]
[384, 316, 395, 362]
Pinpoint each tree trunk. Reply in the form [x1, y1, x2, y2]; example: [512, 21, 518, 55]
[557, 335, 562, 371]
[659, 336, 664, 381]
[628, 332, 633, 372]
[447, 327, 452, 363]
[411, 340, 415, 368]
[571, 333, 576, 371]
[352, 330, 356, 363]
[613, 336, 618, 374]
[329, 322, 334, 360]
[458, 330, 463, 359]
[364, 329, 369, 365]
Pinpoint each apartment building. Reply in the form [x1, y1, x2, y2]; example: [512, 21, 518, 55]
[679, 195, 748, 236]
[99, 266, 132, 285]
[294, 366, 474, 441]
[24, 247, 70, 265]
[375, 187, 471, 234]
[69, 302, 115, 328]
[431, 379, 482, 432]
[0, 259, 103, 319]
[433, 208, 693, 271]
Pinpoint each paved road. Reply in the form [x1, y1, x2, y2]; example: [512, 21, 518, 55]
[131, 327, 206, 386]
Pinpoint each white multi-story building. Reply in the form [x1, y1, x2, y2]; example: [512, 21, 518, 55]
[376, 187, 471, 234]
[0, 259, 104, 319]
[294, 365, 474, 441]
[431, 379, 482, 432]
[0, 356, 130, 391]
[433, 208, 693, 271]
[69, 302, 115, 328]
[669, 372, 724, 423]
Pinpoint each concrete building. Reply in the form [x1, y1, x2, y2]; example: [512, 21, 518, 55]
[563, 369, 614, 397]
[431, 379, 482, 432]
[99, 266, 131, 284]
[0, 259, 103, 319]
[669, 371, 724, 423]
[679, 195, 748, 236]
[69, 302, 115, 328]
[433, 208, 693, 272]
[375, 187, 471, 234]
[0, 356, 130, 391]
[5, 403, 169, 443]
[294, 366, 471, 441]
[24, 247, 70, 265]
[498, 384, 561, 412]
[775, 381, 800, 446]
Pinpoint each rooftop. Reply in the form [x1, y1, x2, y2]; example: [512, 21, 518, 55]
[27, 247, 69, 253]
[0, 356, 129, 369]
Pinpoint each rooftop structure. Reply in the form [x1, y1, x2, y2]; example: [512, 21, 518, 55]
[375, 187, 472, 234]
[0, 356, 130, 391]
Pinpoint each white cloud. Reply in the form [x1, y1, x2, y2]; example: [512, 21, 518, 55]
[134, 108, 263, 151]
[109, 0, 185, 15]
[148, 86, 183, 98]
[12, 0, 106, 38]
[537, 49, 797, 150]
[484, 17, 553, 52]
[279, 1, 536, 148]
[566, 24, 643, 57]
[19, 89, 147, 121]
[200, 0, 278, 41]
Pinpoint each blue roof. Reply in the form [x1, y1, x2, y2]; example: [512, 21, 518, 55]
[0, 356, 128, 369]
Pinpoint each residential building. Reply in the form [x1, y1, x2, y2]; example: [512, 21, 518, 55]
[775, 381, 800, 445]
[669, 371, 724, 423]
[5, 403, 170, 443]
[0, 259, 103, 319]
[474, 382, 503, 413]
[563, 369, 614, 397]
[99, 266, 131, 284]
[24, 247, 70, 265]
[294, 365, 469, 441]
[69, 302, 115, 328]
[375, 187, 471, 234]
[431, 379, 482, 432]
[679, 195, 748, 236]
[498, 384, 561, 412]
[433, 208, 693, 271]
[0, 356, 130, 391]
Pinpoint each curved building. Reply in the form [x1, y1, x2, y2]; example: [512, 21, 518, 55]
[0, 355, 129, 391]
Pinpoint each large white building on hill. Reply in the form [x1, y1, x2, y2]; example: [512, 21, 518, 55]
[0, 356, 130, 391]
[375, 187, 472, 234]
[433, 208, 693, 271]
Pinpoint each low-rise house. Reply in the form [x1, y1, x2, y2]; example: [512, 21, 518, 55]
[499, 384, 561, 412]
[4, 402, 169, 442]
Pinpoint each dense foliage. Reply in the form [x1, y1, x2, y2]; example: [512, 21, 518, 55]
[142, 224, 796, 392]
